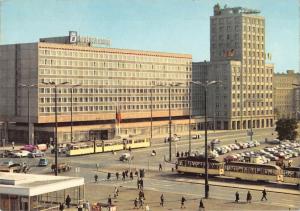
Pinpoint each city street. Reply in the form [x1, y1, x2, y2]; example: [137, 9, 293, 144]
[2, 128, 300, 210]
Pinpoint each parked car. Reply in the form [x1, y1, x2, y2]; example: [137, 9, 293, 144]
[224, 155, 238, 162]
[211, 139, 221, 144]
[119, 153, 133, 161]
[237, 142, 248, 149]
[38, 158, 48, 166]
[1, 160, 15, 167]
[11, 150, 31, 158]
[36, 144, 48, 152]
[29, 150, 45, 158]
[20, 145, 37, 152]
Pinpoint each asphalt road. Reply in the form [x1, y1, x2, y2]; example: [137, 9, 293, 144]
[2, 127, 300, 209]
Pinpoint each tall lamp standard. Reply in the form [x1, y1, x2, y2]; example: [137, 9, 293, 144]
[245, 98, 263, 142]
[192, 80, 221, 199]
[188, 82, 192, 155]
[19, 84, 37, 145]
[70, 84, 81, 143]
[158, 82, 182, 161]
[42, 81, 69, 176]
[150, 87, 153, 139]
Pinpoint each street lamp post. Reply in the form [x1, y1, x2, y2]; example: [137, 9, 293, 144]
[246, 99, 263, 142]
[70, 84, 81, 143]
[188, 82, 192, 155]
[150, 87, 153, 139]
[192, 80, 221, 199]
[20, 84, 36, 145]
[42, 81, 69, 176]
[158, 82, 182, 162]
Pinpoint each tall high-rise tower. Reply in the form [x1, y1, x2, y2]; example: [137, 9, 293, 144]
[193, 4, 274, 131]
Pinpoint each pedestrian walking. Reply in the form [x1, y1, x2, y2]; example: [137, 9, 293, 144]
[122, 171, 126, 181]
[135, 170, 139, 177]
[160, 194, 164, 207]
[134, 197, 138, 209]
[140, 178, 144, 189]
[107, 172, 111, 180]
[246, 191, 252, 203]
[116, 172, 119, 180]
[108, 195, 112, 206]
[137, 178, 140, 189]
[94, 174, 98, 183]
[159, 163, 162, 171]
[130, 171, 134, 180]
[59, 202, 64, 211]
[261, 189, 267, 201]
[181, 152, 184, 157]
[12, 141, 15, 150]
[65, 194, 71, 208]
[139, 197, 144, 208]
[199, 199, 205, 211]
[235, 191, 239, 203]
[125, 170, 129, 177]
[181, 196, 186, 208]
[114, 186, 119, 198]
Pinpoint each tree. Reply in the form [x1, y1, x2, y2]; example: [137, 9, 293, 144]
[275, 118, 298, 140]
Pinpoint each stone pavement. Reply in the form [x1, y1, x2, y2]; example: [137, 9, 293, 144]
[64, 182, 294, 211]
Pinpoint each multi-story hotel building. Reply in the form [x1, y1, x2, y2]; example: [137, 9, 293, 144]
[273, 70, 300, 119]
[193, 4, 274, 130]
[0, 32, 192, 144]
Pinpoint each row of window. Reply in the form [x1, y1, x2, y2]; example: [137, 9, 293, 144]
[232, 101, 273, 107]
[232, 93, 273, 99]
[40, 78, 189, 86]
[232, 84, 273, 89]
[39, 68, 190, 79]
[39, 49, 191, 65]
[232, 110, 273, 116]
[39, 58, 191, 72]
[38, 103, 189, 113]
[233, 77, 273, 83]
[39, 95, 190, 104]
[39, 87, 189, 95]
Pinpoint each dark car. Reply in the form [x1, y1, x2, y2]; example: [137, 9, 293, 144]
[38, 158, 48, 167]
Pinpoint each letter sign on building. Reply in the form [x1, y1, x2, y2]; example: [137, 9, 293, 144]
[69, 31, 78, 43]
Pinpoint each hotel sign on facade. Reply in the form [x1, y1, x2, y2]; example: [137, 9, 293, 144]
[69, 31, 111, 47]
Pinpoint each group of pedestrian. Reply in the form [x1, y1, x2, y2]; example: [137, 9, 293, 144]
[133, 190, 146, 209]
[235, 189, 267, 203]
[176, 151, 190, 158]
[58, 195, 72, 211]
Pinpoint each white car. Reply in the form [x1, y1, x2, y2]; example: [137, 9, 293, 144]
[12, 150, 31, 158]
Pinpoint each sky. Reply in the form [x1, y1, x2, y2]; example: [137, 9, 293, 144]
[1, 0, 299, 73]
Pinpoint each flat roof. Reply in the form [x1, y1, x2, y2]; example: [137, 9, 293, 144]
[0, 173, 84, 196]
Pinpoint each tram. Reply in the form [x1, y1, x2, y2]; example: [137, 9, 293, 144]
[176, 156, 225, 176]
[283, 167, 300, 186]
[224, 162, 283, 182]
[66, 137, 150, 156]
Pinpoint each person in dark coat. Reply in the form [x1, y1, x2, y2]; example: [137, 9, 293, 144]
[65, 195, 71, 208]
[199, 199, 205, 211]
[122, 171, 126, 181]
[160, 194, 164, 207]
[246, 191, 252, 203]
[261, 189, 267, 201]
[235, 191, 240, 203]
[94, 174, 98, 183]
[116, 172, 119, 180]
[59, 202, 64, 211]
[130, 171, 134, 180]
[134, 197, 138, 209]
[181, 196, 186, 208]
